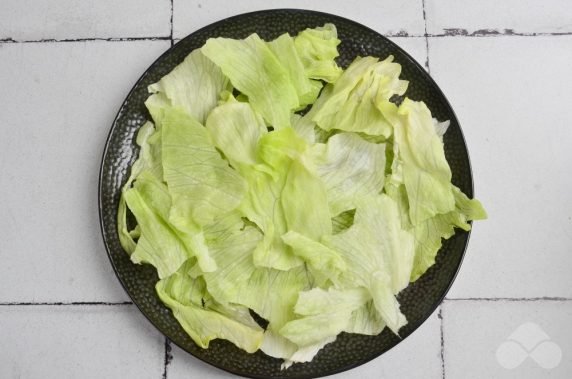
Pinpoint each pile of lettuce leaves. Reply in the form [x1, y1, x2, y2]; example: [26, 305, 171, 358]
[117, 24, 486, 367]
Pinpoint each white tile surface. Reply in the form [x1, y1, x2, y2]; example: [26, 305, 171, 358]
[173, 0, 425, 39]
[0, 0, 171, 41]
[426, 0, 572, 35]
[443, 300, 572, 378]
[168, 311, 442, 378]
[388, 36, 428, 70]
[428, 36, 572, 298]
[0, 305, 164, 379]
[0, 40, 171, 302]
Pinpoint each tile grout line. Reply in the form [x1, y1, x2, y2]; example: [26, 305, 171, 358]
[2, 297, 569, 306]
[170, 0, 174, 47]
[0, 301, 133, 306]
[0, 37, 171, 44]
[2, 31, 572, 45]
[432, 29, 572, 37]
[439, 306, 445, 379]
[163, 337, 172, 379]
[444, 297, 572, 302]
[421, 0, 430, 73]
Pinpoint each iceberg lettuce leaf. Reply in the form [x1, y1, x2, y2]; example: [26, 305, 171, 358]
[309, 132, 386, 215]
[202, 34, 299, 129]
[156, 262, 264, 353]
[294, 23, 343, 82]
[148, 49, 229, 124]
[312, 56, 408, 137]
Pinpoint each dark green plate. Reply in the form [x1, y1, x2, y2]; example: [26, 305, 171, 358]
[99, 9, 473, 379]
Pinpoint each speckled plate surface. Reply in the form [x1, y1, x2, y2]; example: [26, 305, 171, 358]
[99, 9, 474, 379]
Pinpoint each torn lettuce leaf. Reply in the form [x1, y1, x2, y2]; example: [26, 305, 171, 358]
[123, 171, 191, 279]
[202, 34, 299, 129]
[117, 121, 162, 254]
[156, 261, 264, 353]
[280, 287, 369, 346]
[147, 49, 229, 124]
[268, 33, 323, 107]
[205, 101, 267, 168]
[324, 194, 415, 333]
[294, 23, 343, 82]
[311, 56, 408, 138]
[344, 300, 386, 335]
[161, 107, 248, 272]
[282, 231, 346, 286]
[308, 132, 386, 216]
[387, 99, 456, 225]
[161, 107, 246, 229]
[408, 185, 487, 281]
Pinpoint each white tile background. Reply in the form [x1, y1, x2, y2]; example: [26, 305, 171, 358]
[1, 0, 571, 378]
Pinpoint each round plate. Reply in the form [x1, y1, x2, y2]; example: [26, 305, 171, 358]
[99, 9, 473, 379]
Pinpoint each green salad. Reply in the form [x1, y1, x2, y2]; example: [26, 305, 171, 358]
[118, 24, 486, 367]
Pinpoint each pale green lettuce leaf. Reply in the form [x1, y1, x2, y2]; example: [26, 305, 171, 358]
[161, 107, 247, 272]
[281, 159, 332, 239]
[192, 214, 310, 336]
[238, 128, 324, 270]
[324, 194, 415, 333]
[291, 84, 335, 145]
[408, 186, 487, 281]
[277, 287, 372, 367]
[452, 186, 487, 221]
[257, 127, 308, 173]
[294, 23, 342, 82]
[268, 33, 323, 106]
[312, 56, 408, 137]
[282, 336, 337, 368]
[205, 101, 267, 168]
[156, 262, 264, 353]
[344, 300, 386, 335]
[282, 231, 346, 285]
[162, 107, 246, 228]
[280, 287, 369, 346]
[309, 132, 386, 215]
[433, 118, 450, 141]
[290, 113, 315, 144]
[387, 99, 456, 225]
[385, 152, 486, 282]
[239, 168, 303, 270]
[123, 171, 191, 278]
[198, 222, 311, 360]
[118, 121, 162, 254]
[147, 49, 229, 124]
[383, 100, 486, 280]
[145, 92, 171, 128]
[202, 34, 299, 129]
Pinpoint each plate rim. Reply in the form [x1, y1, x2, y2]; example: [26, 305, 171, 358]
[98, 8, 474, 379]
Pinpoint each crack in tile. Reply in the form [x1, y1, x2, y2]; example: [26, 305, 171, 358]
[163, 338, 172, 379]
[433, 28, 572, 37]
[444, 297, 572, 302]
[439, 307, 445, 379]
[170, 0, 174, 47]
[0, 301, 133, 306]
[421, 0, 430, 72]
[0, 37, 171, 44]
[2, 31, 571, 45]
